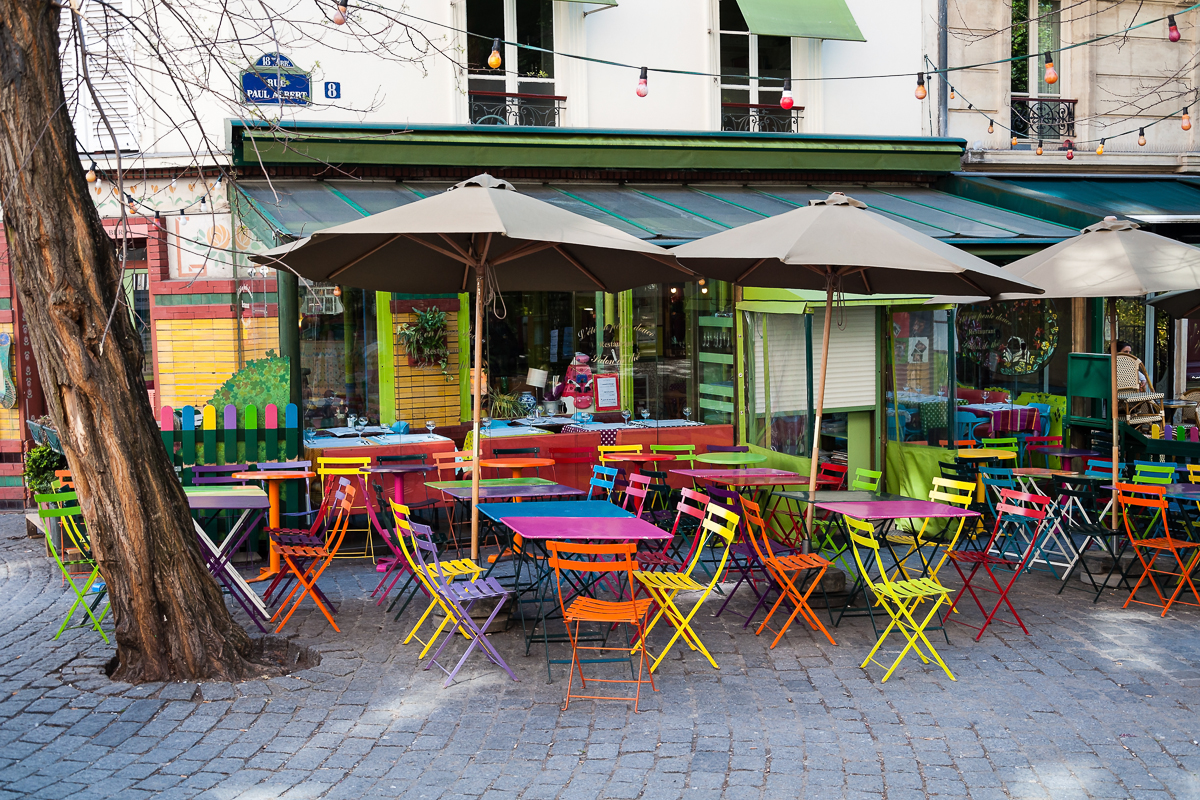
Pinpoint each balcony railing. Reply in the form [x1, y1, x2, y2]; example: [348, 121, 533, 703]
[469, 91, 565, 127]
[1010, 95, 1076, 140]
[721, 103, 803, 133]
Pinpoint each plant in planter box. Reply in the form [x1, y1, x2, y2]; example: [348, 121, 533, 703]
[25, 444, 67, 494]
[396, 307, 451, 379]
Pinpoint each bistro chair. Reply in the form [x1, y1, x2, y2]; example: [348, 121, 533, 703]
[884, 477, 975, 582]
[1117, 483, 1200, 617]
[650, 443, 696, 467]
[491, 446, 543, 478]
[1053, 477, 1132, 603]
[942, 489, 1052, 642]
[316, 456, 374, 560]
[271, 480, 357, 633]
[634, 503, 740, 672]
[545, 540, 656, 711]
[815, 462, 848, 490]
[586, 464, 620, 501]
[740, 498, 833, 649]
[431, 450, 476, 549]
[263, 475, 348, 610]
[375, 454, 437, 523]
[636, 487, 711, 573]
[549, 447, 595, 485]
[1020, 435, 1062, 469]
[955, 411, 987, 444]
[844, 515, 955, 683]
[598, 444, 642, 466]
[851, 468, 882, 492]
[1115, 353, 1165, 432]
[35, 490, 110, 642]
[707, 445, 749, 453]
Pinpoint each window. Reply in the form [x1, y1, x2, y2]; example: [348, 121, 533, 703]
[299, 285, 378, 430]
[466, 0, 561, 126]
[60, 0, 138, 152]
[718, 0, 796, 132]
[1009, 1, 1072, 141]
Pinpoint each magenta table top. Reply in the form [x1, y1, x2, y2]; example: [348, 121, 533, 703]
[361, 465, 435, 474]
[501, 516, 671, 541]
[816, 499, 980, 520]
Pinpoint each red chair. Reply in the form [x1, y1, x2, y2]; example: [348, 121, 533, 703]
[550, 447, 596, 486]
[942, 489, 1051, 641]
[815, 462, 848, 490]
[636, 488, 710, 573]
[1117, 483, 1200, 616]
[1022, 435, 1063, 468]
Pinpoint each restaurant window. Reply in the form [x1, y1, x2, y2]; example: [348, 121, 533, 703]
[1010, 1, 1073, 142]
[743, 311, 809, 456]
[887, 309, 952, 443]
[299, 283, 378, 430]
[718, 0, 796, 132]
[466, 0, 560, 126]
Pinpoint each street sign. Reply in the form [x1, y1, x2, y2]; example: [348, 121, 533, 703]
[241, 53, 311, 106]
[325, 82, 341, 99]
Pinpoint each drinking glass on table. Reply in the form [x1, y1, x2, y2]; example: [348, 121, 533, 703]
[683, 406, 692, 422]
[426, 420, 436, 436]
[346, 412, 358, 431]
[640, 408, 650, 422]
[354, 416, 368, 440]
[621, 409, 631, 425]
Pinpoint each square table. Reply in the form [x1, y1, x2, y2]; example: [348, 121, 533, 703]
[184, 486, 270, 631]
[438, 483, 585, 501]
[479, 500, 632, 522]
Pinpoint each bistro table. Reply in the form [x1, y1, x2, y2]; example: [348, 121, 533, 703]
[360, 463, 434, 505]
[478, 457, 556, 479]
[1025, 446, 1100, 472]
[232, 469, 317, 583]
[956, 447, 1017, 462]
[184, 485, 270, 630]
[694, 451, 768, 467]
[438, 483, 585, 501]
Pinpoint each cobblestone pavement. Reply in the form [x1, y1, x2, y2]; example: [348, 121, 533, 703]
[3, 512, 1200, 800]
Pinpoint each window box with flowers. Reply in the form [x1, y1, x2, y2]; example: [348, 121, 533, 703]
[396, 306, 452, 379]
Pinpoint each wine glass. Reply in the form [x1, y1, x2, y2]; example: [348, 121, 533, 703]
[621, 409, 631, 425]
[425, 420, 436, 436]
[354, 416, 368, 441]
[981, 390, 991, 404]
[640, 408, 650, 422]
[683, 406, 692, 422]
[481, 415, 492, 430]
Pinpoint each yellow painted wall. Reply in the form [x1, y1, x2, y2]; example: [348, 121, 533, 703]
[155, 317, 279, 409]
[394, 308, 461, 426]
[0, 323, 20, 440]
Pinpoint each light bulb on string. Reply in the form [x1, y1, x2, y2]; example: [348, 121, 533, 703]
[125, 193, 137, 214]
[1043, 52, 1057, 85]
[636, 67, 648, 98]
[914, 72, 926, 100]
[1138, 128, 1147, 147]
[1036, 140, 1043, 155]
[987, 119, 994, 134]
[487, 38, 502, 70]
[1064, 139, 1074, 160]
[949, 86, 955, 100]
[332, 2, 348, 24]
[85, 162, 97, 183]
[1169, 14, 1181, 42]
[1096, 138, 1105, 156]
[1183, 107, 1192, 131]
[1011, 136, 1019, 147]
[333, 285, 342, 298]
[780, 79, 793, 110]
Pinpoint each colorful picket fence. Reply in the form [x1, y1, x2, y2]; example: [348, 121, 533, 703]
[158, 403, 300, 473]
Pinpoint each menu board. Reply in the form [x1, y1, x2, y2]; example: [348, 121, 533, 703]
[594, 374, 620, 411]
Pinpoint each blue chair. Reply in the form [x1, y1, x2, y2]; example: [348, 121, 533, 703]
[979, 467, 1017, 528]
[587, 465, 619, 501]
[1027, 403, 1053, 437]
[955, 411, 986, 444]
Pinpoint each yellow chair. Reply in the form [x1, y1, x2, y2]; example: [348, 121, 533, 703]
[389, 500, 482, 658]
[633, 503, 738, 671]
[845, 515, 955, 683]
[317, 456, 373, 559]
[884, 477, 974, 582]
[598, 444, 643, 465]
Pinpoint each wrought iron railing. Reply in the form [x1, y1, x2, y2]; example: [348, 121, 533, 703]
[469, 91, 565, 127]
[721, 103, 803, 133]
[1009, 95, 1076, 140]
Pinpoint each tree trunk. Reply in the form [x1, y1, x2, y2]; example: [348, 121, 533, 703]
[0, 0, 267, 682]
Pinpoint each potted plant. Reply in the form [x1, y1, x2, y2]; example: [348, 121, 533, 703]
[396, 307, 451, 379]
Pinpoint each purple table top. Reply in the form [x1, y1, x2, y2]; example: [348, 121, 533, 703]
[440, 483, 585, 500]
[1027, 447, 1101, 458]
[502, 515, 670, 541]
[361, 465, 435, 474]
[816, 499, 980, 520]
[185, 488, 270, 511]
[672, 468, 799, 479]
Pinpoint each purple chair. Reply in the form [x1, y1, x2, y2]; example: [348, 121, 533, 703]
[191, 464, 250, 484]
[706, 485, 773, 625]
[408, 523, 517, 687]
[707, 445, 750, 453]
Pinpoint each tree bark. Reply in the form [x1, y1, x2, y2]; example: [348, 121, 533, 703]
[0, 0, 267, 682]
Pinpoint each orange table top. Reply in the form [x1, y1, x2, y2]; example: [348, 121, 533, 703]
[478, 458, 556, 469]
[232, 471, 316, 481]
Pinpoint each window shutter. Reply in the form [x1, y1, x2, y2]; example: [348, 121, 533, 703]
[60, 0, 138, 153]
[810, 307, 876, 410]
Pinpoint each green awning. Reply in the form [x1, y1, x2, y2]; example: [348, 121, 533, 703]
[735, 0, 864, 42]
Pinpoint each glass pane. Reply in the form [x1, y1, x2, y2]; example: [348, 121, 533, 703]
[517, 0, 554, 79]
[721, 88, 750, 105]
[695, 283, 734, 425]
[721, 33, 750, 86]
[300, 286, 378, 430]
[239, 181, 362, 236]
[638, 187, 765, 228]
[954, 300, 1064, 420]
[1036, 0, 1060, 96]
[889, 310, 951, 442]
[720, 0, 748, 32]
[483, 291, 574, 406]
[565, 186, 727, 240]
[1011, 0, 1030, 95]
[467, 0, 504, 74]
[326, 181, 422, 215]
[757, 35, 790, 81]
[766, 314, 809, 457]
[522, 185, 653, 238]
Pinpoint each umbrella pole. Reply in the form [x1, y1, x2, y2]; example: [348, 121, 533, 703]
[1110, 298, 1119, 529]
[470, 269, 484, 562]
[804, 282, 834, 545]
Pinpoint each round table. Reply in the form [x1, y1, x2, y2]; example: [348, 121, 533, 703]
[1026, 446, 1100, 472]
[233, 470, 317, 582]
[956, 448, 1017, 461]
[694, 451, 768, 466]
[360, 464, 434, 505]
[478, 457, 556, 478]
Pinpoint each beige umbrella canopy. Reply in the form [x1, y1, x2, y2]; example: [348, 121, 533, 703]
[997, 216, 1200, 517]
[253, 174, 692, 559]
[673, 192, 1043, 533]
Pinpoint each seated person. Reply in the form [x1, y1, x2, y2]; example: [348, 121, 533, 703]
[1117, 341, 1153, 392]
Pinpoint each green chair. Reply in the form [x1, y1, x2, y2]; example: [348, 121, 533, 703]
[851, 468, 882, 492]
[650, 444, 696, 469]
[35, 490, 110, 642]
[981, 437, 1020, 466]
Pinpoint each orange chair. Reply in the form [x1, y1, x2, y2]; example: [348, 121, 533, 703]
[271, 480, 356, 633]
[1117, 483, 1200, 616]
[741, 498, 835, 648]
[545, 540, 655, 711]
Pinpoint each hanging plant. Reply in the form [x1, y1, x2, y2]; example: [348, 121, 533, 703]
[396, 307, 450, 378]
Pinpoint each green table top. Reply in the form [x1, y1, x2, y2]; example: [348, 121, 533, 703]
[426, 477, 555, 489]
[694, 451, 768, 466]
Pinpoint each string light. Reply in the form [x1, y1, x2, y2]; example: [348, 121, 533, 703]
[1011, 136, 1019, 147]
[1138, 128, 1147, 146]
[487, 38, 502, 70]
[636, 66, 648, 98]
[914, 72, 926, 100]
[125, 193, 137, 214]
[1036, 140, 1043, 155]
[1065, 139, 1074, 160]
[949, 86, 955, 100]
[987, 119, 994, 134]
[85, 162, 97, 183]
[1184, 107, 1192, 131]
[1169, 14, 1181, 42]
[333, 286, 342, 297]
[780, 79, 793, 110]
[332, 2, 348, 24]
[1096, 138, 1105, 155]
[1043, 52, 1057, 85]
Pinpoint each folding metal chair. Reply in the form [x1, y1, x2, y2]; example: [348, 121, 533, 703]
[634, 503, 740, 671]
[635, 488, 710, 573]
[35, 491, 110, 641]
[943, 489, 1052, 641]
[586, 464, 620, 501]
[546, 540, 656, 711]
[549, 446, 594, 485]
[883, 477, 974, 582]
[815, 462, 848, 490]
[598, 444, 643, 466]
[409, 523, 517, 687]
[1117, 483, 1200, 617]
[845, 515, 955, 682]
[1054, 478, 1134, 602]
[262, 475, 347, 610]
[851, 468, 882, 491]
[316, 456, 374, 559]
[271, 480, 357, 633]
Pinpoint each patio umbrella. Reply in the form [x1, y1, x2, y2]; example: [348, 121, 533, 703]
[253, 174, 691, 559]
[672, 192, 1042, 534]
[995, 216, 1200, 522]
[1148, 289, 1200, 319]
